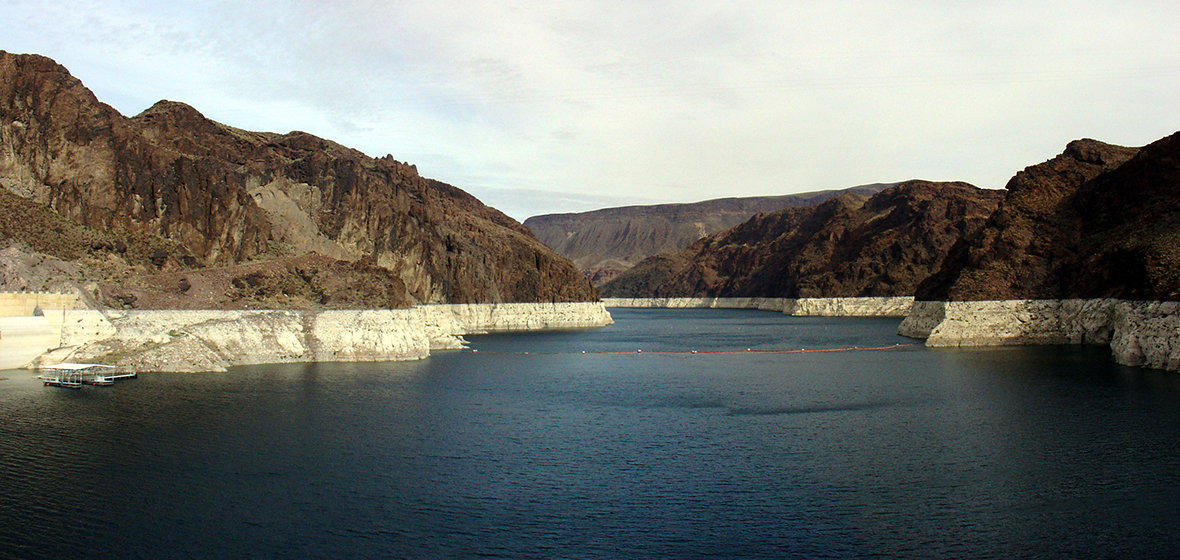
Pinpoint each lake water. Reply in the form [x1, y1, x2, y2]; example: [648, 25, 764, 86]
[2, 308, 1180, 558]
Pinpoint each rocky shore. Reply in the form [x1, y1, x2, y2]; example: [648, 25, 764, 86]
[602, 297, 913, 317]
[605, 297, 1180, 372]
[899, 299, 1180, 371]
[21, 302, 613, 373]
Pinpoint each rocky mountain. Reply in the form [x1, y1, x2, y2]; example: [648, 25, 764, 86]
[523, 184, 895, 285]
[601, 181, 1003, 298]
[916, 134, 1180, 301]
[0, 51, 597, 308]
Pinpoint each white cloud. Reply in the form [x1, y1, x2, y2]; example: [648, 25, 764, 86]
[2, 0, 1177, 220]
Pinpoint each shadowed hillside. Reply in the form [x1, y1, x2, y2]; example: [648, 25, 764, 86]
[916, 134, 1180, 301]
[524, 184, 895, 285]
[602, 181, 1003, 298]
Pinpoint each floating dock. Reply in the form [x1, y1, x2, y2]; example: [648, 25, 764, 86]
[37, 363, 136, 388]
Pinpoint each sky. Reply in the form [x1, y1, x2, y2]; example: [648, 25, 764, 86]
[2, 1, 1178, 221]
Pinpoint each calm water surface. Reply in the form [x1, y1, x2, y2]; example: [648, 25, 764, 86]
[2, 308, 1180, 558]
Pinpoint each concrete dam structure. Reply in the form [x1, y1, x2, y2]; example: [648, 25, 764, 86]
[0, 292, 82, 369]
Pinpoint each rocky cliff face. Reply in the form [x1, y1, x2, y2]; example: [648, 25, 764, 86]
[0, 51, 597, 308]
[915, 134, 1179, 301]
[601, 181, 1003, 298]
[523, 184, 895, 285]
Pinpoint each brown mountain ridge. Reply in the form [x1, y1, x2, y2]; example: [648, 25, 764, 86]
[916, 134, 1180, 301]
[523, 183, 895, 286]
[0, 51, 596, 308]
[601, 181, 1004, 298]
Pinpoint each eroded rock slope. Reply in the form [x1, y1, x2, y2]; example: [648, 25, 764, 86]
[0, 51, 596, 308]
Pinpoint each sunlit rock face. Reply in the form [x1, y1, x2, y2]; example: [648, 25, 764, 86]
[899, 299, 1180, 372]
[31, 303, 613, 372]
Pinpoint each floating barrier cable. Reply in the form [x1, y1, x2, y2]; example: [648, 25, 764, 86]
[466, 342, 919, 356]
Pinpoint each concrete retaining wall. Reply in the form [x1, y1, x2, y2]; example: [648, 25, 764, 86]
[0, 316, 57, 369]
[0, 291, 80, 317]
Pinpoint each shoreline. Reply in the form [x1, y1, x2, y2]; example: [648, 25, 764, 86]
[9, 302, 613, 373]
[9, 297, 1177, 374]
[900, 299, 1180, 372]
[605, 297, 1180, 372]
[602, 297, 914, 317]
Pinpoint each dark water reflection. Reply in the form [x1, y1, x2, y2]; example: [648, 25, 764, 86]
[2, 309, 1179, 558]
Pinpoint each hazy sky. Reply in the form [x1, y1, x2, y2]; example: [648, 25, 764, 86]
[3, 1, 1178, 220]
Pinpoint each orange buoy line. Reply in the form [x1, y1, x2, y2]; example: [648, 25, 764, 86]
[466, 342, 919, 356]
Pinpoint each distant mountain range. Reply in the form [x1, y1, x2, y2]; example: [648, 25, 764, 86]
[4, 52, 1175, 312]
[600, 181, 1003, 298]
[523, 184, 895, 285]
[597, 132, 1180, 303]
[0, 51, 596, 308]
